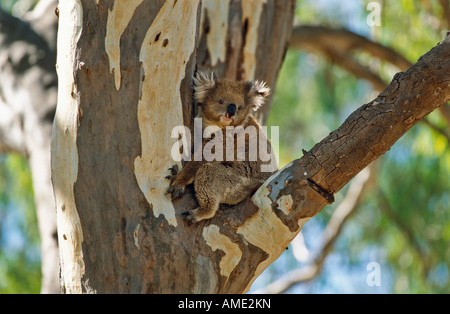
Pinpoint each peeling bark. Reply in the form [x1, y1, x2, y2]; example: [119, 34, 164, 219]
[52, 0, 84, 293]
[52, 0, 449, 294]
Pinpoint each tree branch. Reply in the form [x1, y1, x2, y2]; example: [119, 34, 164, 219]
[290, 24, 450, 139]
[227, 33, 450, 291]
[254, 165, 375, 294]
[439, 0, 450, 30]
[302, 36, 449, 195]
[290, 25, 412, 71]
[258, 24, 447, 290]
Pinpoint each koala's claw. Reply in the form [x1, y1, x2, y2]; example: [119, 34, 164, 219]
[165, 165, 179, 183]
[169, 165, 179, 175]
[166, 184, 185, 201]
[165, 175, 176, 183]
[181, 210, 198, 226]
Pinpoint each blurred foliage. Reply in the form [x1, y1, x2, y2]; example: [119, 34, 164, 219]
[258, 0, 450, 293]
[0, 0, 38, 15]
[0, 0, 41, 294]
[0, 154, 41, 293]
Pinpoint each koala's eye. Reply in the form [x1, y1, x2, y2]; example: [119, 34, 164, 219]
[238, 105, 243, 110]
[218, 99, 224, 105]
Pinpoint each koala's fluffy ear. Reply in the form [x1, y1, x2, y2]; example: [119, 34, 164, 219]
[246, 80, 271, 111]
[193, 70, 217, 103]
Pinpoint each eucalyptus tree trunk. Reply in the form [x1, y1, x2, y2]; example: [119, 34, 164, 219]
[52, 0, 295, 293]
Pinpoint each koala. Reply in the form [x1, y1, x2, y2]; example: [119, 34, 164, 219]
[166, 70, 276, 225]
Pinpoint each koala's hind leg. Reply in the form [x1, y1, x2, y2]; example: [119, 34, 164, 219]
[181, 163, 220, 225]
[182, 163, 256, 225]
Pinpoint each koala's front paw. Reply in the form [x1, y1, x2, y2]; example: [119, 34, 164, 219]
[165, 165, 185, 200]
[165, 165, 179, 183]
[166, 183, 185, 201]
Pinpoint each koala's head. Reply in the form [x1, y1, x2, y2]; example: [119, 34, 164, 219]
[193, 71, 270, 128]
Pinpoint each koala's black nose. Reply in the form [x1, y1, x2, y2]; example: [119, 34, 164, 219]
[226, 103, 237, 118]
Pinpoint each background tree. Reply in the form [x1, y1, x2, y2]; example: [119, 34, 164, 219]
[0, 0, 58, 293]
[0, 0, 449, 293]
